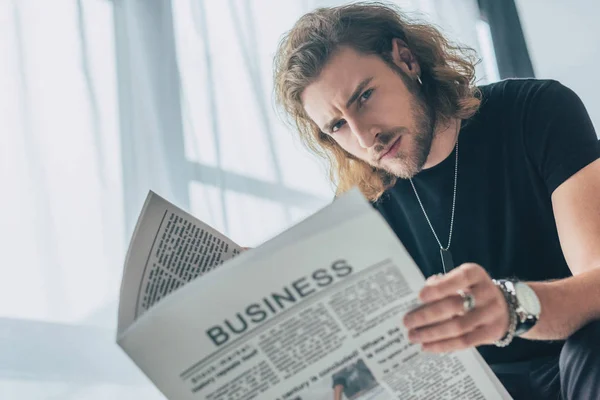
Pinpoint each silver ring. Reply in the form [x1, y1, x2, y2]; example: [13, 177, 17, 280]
[457, 290, 475, 313]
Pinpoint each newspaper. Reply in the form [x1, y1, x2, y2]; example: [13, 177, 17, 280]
[117, 189, 512, 400]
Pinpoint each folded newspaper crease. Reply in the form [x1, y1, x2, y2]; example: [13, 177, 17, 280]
[117, 189, 512, 400]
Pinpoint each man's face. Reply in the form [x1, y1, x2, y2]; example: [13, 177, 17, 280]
[301, 46, 434, 179]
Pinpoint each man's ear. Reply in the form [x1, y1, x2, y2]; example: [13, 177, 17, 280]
[390, 38, 421, 79]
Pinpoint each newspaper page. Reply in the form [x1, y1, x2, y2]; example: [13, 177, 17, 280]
[117, 190, 511, 400]
[117, 192, 242, 335]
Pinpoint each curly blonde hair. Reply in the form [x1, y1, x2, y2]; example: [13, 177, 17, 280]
[273, 2, 481, 201]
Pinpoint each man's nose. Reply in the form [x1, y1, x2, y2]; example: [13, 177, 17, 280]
[349, 119, 379, 149]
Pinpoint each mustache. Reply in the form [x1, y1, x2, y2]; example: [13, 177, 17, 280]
[373, 128, 407, 156]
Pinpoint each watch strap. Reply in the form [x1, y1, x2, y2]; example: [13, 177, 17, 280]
[492, 279, 518, 347]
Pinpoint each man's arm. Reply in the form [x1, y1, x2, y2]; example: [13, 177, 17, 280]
[403, 80, 600, 351]
[523, 157, 600, 340]
[402, 159, 600, 351]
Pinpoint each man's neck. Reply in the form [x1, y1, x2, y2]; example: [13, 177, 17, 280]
[422, 117, 461, 170]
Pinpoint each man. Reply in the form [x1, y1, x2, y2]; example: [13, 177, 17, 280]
[273, 3, 600, 399]
[331, 359, 391, 400]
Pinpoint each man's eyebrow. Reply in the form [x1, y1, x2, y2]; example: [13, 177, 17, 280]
[346, 77, 373, 109]
[322, 77, 374, 133]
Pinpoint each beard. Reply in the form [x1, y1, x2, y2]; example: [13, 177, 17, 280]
[371, 67, 435, 179]
[375, 106, 434, 178]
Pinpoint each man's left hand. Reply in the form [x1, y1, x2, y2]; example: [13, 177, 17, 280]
[402, 263, 510, 353]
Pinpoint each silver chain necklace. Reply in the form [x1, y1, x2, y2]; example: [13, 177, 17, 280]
[409, 139, 458, 274]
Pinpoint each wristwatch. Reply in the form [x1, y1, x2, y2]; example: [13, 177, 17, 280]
[495, 279, 542, 336]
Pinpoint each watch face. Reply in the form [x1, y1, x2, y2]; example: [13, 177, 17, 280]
[515, 282, 541, 316]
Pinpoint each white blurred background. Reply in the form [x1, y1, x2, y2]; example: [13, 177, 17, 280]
[0, 0, 596, 399]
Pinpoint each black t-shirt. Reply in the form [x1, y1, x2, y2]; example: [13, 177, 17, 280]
[372, 79, 600, 365]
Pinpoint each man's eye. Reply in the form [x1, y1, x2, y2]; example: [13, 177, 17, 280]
[359, 89, 374, 104]
[332, 120, 346, 133]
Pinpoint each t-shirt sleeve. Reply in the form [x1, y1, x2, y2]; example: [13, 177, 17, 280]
[523, 80, 600, 195]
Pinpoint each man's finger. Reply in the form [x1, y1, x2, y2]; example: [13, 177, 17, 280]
[421, 323, 498, 353]
[419, 263, 488, 303]
[404, 282, 495, 329]
[408, 305, 495, 344]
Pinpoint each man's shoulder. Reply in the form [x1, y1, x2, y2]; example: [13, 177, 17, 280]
[477, 78, 561, 104]
[472, 78, 576, 129]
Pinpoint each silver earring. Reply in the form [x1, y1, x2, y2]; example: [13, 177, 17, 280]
[417, 76, 423, 85]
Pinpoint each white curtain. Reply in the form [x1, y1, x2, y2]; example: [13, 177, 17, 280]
[0, 1, 161, 399]
[0, 1, 493, 399]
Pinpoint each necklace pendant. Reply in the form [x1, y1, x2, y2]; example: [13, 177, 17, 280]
[440, 248, 454, 274]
